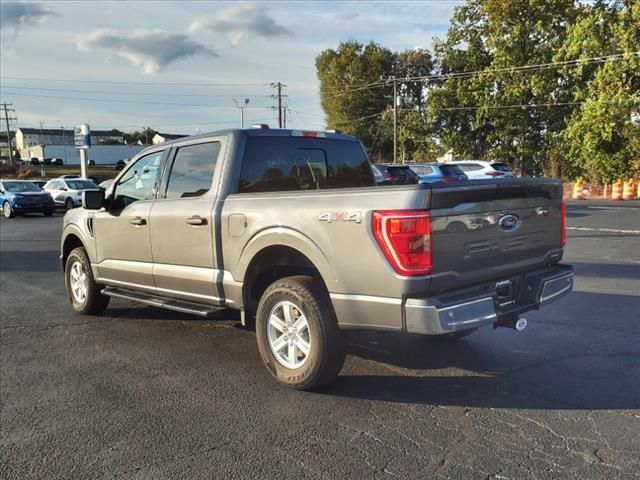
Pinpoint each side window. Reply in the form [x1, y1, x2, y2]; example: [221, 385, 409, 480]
[165, 142, 220, 199]
[461, 164, 483, 171]
[113, 151, 163, 208]
[238, 137, 373, 193]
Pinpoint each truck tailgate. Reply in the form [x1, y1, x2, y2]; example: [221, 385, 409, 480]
[428, 179, 564, 294]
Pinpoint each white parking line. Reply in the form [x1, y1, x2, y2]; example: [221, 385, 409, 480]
[567, 226, 640, 235]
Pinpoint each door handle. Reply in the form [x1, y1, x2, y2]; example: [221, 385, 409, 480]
[186, 216, 207, 226]
[130, 217, 147, 226]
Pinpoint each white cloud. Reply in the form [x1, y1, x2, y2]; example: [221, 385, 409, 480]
[189, 2, 292, 46]
[0, 1, 58, 37]
[75, 28, 217, 74]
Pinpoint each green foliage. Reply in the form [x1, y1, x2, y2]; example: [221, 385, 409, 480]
[316, 1, 639, 180]
[123, 128, 157, 145]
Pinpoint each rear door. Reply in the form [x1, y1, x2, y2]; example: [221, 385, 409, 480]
[428, 179, 564, 292]
[149, 139, 224, 305]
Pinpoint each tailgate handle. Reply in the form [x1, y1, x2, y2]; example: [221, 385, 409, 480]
[130, 217, 146, 226]
[187, 216, 207, 226]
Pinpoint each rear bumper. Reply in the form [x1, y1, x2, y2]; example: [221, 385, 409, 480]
[404, 264, 573, 335]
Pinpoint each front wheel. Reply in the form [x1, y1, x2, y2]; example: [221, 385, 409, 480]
[3, 201, 15, 218]
[256, 275, 346, 390]
[65, 198, 74, 210]
[65, 247, 110, 315]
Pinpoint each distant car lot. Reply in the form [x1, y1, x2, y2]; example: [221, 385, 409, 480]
[0, 199, 638, 478]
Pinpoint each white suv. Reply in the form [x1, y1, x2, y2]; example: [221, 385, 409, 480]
[449, 161, 514, 179]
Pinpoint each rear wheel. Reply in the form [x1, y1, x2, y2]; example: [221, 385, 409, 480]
[65, 247, 110, 315]
[65, 198, 74, 210]
[256, 275, 346, 390]
[3, 201, 15, 218]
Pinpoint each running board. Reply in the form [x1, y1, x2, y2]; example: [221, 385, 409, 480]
[101, 287, 224, 317]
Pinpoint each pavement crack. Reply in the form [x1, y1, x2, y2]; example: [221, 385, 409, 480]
[110, 441, 231, 479]
[421, 406, 476, 479]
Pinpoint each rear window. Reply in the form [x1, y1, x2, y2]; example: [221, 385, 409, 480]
[410, 165, 434, 176]
[439, 165, 465, 176]
[491, 163, 512, 172]
[387, 166, 418, 178]
[238, 137, 374, 193]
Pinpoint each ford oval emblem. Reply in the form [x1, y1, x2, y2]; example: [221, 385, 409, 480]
[498, 214, 521, 232]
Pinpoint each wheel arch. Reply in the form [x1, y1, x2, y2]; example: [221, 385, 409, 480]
[61, 226, 91, 271]
[241, 241, 335, 328]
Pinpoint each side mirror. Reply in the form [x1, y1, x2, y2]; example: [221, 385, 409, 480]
[60, 187, 67, 191]
[82, 190, 105, 210]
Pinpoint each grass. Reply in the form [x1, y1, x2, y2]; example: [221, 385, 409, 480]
[3, 164, 118, 180]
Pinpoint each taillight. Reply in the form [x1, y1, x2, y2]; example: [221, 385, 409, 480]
[439, 177, 453, 183]
[372, 210, 432, 276]
[560, 200, 566, 247]
[485, 171, 505, 177]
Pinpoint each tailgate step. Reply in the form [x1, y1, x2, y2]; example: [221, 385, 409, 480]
[101, 287, 223, 317]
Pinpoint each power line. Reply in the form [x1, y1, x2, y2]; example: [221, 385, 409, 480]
[0, 91, 275, 109]
[0, 75, 269, 87]
[0, 85, 273, 99]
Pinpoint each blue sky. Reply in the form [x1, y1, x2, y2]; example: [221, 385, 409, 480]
[0, 1, 462, 134]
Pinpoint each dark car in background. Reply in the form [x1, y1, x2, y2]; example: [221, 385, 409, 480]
[408, 163, 468, 184]
[372, 164, 419, 185]
[0, 179, 55, 218]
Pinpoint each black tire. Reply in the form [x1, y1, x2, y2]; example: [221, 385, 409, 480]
[3, 201, 15, 218]
[64, 247, 110, 315]
[256, 275, 346, 390]
[65, 198, 74, 210]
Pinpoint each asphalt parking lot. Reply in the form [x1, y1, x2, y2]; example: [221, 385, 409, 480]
[1, 200, 639, 480]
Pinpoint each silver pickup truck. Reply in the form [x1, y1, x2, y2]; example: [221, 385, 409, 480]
[61, 126, 573, 390]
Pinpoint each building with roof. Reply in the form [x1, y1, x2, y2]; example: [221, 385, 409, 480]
[15, 128, 124, 150]
[152, 133, 188, 144]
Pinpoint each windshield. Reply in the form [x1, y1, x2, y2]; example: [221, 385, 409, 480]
[66, 180, 98, 190]
[3, 181, 41, 193]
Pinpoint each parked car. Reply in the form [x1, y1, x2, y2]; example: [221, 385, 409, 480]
[31, 179, 49, 190]
[0, 179, 55, 218]
[30, 158, 41, 165]
[52, 158, 64, 166]
[449, 160, 515, 179]
[408, 163, 468, 184]
[44, 178, 99, 210]
[60, 127, 573, 390]
[115, 159, 128, 171]
[99, 179, 114, 190]
[88, 160, 96, 166]
[43, 158, 52, 165]
[372, 164, 419, 185]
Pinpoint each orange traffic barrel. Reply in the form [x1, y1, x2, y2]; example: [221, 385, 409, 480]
[611, 179, 623, 200]
[603, 184, 610, 199]
[622, 179, 636, 200]
[572, 180, 584, 200]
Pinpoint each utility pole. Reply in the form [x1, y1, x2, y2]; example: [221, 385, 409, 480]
[271, 82, 287, 128]
[392, 77, 398, 164]
[2, 103, 17, 167]
[283, 106, 287, 128]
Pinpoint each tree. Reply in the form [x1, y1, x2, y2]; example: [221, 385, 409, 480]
[316, 42, 435, 161]
[429, 0, 577, 175]
[558, 0, 640, 182]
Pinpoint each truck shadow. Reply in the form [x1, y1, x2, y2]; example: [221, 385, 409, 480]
[327, 333, 640, 410]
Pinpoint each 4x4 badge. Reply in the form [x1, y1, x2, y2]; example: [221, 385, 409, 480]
[318, 211, 362, 224]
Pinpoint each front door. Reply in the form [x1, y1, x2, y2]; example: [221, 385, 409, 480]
[149, 140, 223, 305]
[93, 149, 165, 290]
